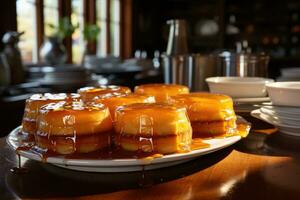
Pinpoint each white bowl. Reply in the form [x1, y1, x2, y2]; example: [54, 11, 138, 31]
[281, 67, 300, 78]
[266, 82, 300, 107]
[206, 77, 274, 98]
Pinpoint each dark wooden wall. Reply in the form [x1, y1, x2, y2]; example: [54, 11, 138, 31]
[0, 1, 17, 50]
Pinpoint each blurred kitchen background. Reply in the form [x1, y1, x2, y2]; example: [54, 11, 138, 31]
[1, 0, 300, 136]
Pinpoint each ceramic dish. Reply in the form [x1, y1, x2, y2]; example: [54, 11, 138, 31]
[266, 82, 300, 107]
[206, 77, 274, 98]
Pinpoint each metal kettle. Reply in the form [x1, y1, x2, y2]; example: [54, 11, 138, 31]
[0, 53, 10, 88]
[2, 31, 25, 85]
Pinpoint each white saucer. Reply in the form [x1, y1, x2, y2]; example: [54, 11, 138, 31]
[251, 109, 300, 136]
[7, 126, 242, 173]
[278, 127, 300, 137]
[262, 105, 300, 115]
[260, 107, 300, 125]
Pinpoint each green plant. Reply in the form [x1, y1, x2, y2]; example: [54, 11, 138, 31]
[48, 17, 79, 39]
[83, 24, 100, 42]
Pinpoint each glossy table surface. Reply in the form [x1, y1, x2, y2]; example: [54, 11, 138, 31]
[1, 116, 300, 200]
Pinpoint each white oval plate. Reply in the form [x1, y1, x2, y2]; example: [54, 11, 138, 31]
[7, 126, 242, 173]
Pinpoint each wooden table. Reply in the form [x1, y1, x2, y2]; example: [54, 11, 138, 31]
[1, 116, 300, 200]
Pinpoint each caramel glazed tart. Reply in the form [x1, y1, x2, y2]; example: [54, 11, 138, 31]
[21, 93, 81, 135]
[35, 101, 113, 155]
[114, 103, 193, 154]
[169, 93, 238, 138]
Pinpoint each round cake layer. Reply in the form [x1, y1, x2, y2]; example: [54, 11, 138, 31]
[191, 117, 237, 138]
[22, 93, 81, 134]
[22, 120, 36, 135]
[134, 84, 189, 103]
[169, 92, 235, 121]
[94, 93, 155, 120]
[115, 133, 190, 154]
[114, 103, 192, 137]
[78, 85, 131, 102]
[36, 132, 111, 154]
[37, 101, 113, 136]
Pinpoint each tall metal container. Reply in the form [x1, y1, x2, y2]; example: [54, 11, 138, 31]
[166, 19, 188, 56]
[162, 54, 217, 91]
[187, 54, 217, 91]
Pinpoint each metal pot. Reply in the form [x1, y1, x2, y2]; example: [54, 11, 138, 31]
[162, 51, 270, 92]
[217, 51, 270, 77]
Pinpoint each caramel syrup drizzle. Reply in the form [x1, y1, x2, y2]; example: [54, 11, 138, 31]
[14, 122, 249, 162]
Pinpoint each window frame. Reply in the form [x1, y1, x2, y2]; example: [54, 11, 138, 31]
[17, 0, 132, 64]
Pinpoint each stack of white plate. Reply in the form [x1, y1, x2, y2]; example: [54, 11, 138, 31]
[251, 105, 300, 136]
[251, 81, 300, 136]
[233, 97, 270, 113]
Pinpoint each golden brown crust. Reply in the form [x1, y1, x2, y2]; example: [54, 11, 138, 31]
[114, 103, 192, 136]
[115, 133, 190, 154]
[21, 120, 36, 135]
[37, 101, 113, 136]
[191, 118, 237, 138]
[35, 132, 111, 154]
[22, 93, 81, 134]
[78, 85, 131, 102]
[134, 84, 189, 103]
[114, 103, 192, 153]
[169, 92, 235, 121]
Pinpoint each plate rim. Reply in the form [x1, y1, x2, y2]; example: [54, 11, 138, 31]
[7, 126, 242, 168]
[234, 97, 270, 103]
[251, 109, 300, 129]
[260, 107, 300, 122]
[261, 105, 300, 115]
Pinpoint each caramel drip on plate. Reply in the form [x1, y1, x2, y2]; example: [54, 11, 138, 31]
[14, 133, 208, 161]
[191, 138, 210, 150]
[11, 151, 29, 174]
[13, 121, 250, 162]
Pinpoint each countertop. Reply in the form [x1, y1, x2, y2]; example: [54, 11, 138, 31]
[1, 117, 300, 200]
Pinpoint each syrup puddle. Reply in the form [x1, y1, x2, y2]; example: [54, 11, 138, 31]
[11, 121, 250, 166]
[10, 154, 28, 174]
[138, 165, 154, 187]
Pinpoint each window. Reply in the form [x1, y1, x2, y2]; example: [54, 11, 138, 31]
[96, 0, 121, 57]
[44, 0, 59, 37]
[16, 0, 38, 63]
[96, 0, 107, 57]
[110, 0, 120, 56]
[71, 0, 84, 63]
[16, 0, 124, 64]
